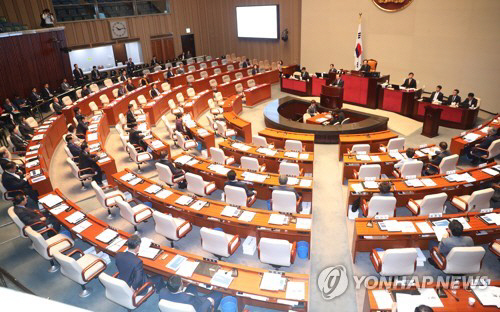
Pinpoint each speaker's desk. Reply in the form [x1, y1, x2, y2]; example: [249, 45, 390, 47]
[343, 73, 389, 108]
[280, 77, 311, 96]
[378, 87, 418, 116]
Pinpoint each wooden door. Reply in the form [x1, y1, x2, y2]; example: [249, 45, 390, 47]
[181, 34, 195, 57]
[151, 36, 175, 63]
[112, 43, 127, 65]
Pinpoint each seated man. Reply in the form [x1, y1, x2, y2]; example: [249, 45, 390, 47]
[307, 100, 318, 115]
[402, 72, 417, 89]
[140, 74, 150, 87]
[129, 123, 148, 151]
[158, 154, 185, 179]
[126, 78, 135, 92]
[300, 67, 310, 80]
[460, 92, 478, 109]
[126, 103, 137, 125]
[91, 66, 101, 81]
[329, 109, 345, 125]
[81, 85, 91, 97]
[78, 142, 103, 186]
[428, 219, 473, 267]
[224, 170, 255, 197]
[66, 135, 82, 159]
[52, 97, 65, 115]
[18, 115, 35, 140]
[74, 107, 89, 135]
[8, 124, 28, 152]
[373, 181, 394, 197]
[446, 89, 461, 106]
[424, 142, 450, 175]
[330, 73, 344, 87]
[116, 235, 164, 294]
[394, 148, 418, 170]
[67, 124, 84, 145]
[61, 78, 72, 92]
[177, 64, 185, 75]
[271, 175, 301, 211]
[467, 128, 499, 163]
[359, 60, 371, 72]
[159, 275, 222, 311]
[0, 147, 25, 172]
[150, 83, 161, 98]
[429, 85, 444, 102]
[2, 161, 39, 203]
[13, 194, 60, 237]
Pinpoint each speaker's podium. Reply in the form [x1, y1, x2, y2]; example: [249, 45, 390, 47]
[421, 105, 442, 137]
[320, 85, 343, 109]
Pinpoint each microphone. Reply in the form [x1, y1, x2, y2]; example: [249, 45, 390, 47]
[465, 208, 473, 222]
[366, 212, 379, 228]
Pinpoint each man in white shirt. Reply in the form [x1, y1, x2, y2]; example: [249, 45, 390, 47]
[430, 85, 444, 103]
[394, 148, 418, 170]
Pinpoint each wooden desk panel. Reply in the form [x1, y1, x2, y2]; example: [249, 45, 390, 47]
[218, 70, 279, 98]
[223, 110, 252, 143]
[306, 112, 332, 125]
[379, 88, 416, 116]
[343, 74, 390, 108]
[258, 128, 315, 153]
[338, 130, 398, 160]
[450, 115, 500, 155]
[168, 62, 240, 87]
[191, 68, 249, 93]
[143, 85, 189, 124]
[146, 59, 222, 83]
[244, 84, 271, 107]
[413, 100, 479, 130]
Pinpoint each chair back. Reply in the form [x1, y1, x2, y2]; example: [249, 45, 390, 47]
[271, 62, 277, 70]
[176, 93, 185, 104]
[303, 113, 311, 123]
[487, 139, 500, 158]
[235, 83, 243, 94]
[161, 82, 170, 92]
[272, 190, 297, 213]
[186, 75, 195, 84]
[367, 59, 378, 71]
[252, 135, 268, 147]
[100, 94, 110, 105]
[89, 101, 99, 112]
[206, 115, 215, 130]
[156, 162, 175, 186]
[200, 63, 207, 69]
[99, 272, 135, 309]
[118, 113, 127, 126]
[211, 61, 219, 67]
[49, 103, 55, 113]
[127, 143, 140, 161]
[285, 140, 302, 152]
[112, 88, 119, 98]
[221, 59, 228, 65]
[200, 227, 230, 257]
[444, 247, 485, 274]
[62, 96, 72, 105]
[91, 181, 107, 207]
[215, 120, 229, 137]
[137, 95, 147, 105]
[115, 197, 135, 224]
[53, 251, 85, 284]
[224, 185, 248, 207]
[214, 68, 222, 75]
[259, 237, 292, 267]
[279, 162, 300, 177]
[207, 99, 217, 109]
[25, 117, 38, 127]
[188, 65, 196, 72]
[200, 71, 208, 79]
[387, 138, 405, 151]
[176, 131, 189, 149]
[25, 226, 50, 259]
[400, 161, 423, 178]
[247, 79, 255, 87]
[358, 164, 381, 180]
[76, 89, 82, 98]
[367, 196, 397, 217]
[67, 157, 81, 180]
[64, 145, 73, 158]
[158, 299, 196, 312]
[185, 172, 206, 196]
[234, 72, 243, 80]
[130, 100, 139, 110]
[89, 84, 99, 93]
[152, 211, 179, 240]
[222, 75, 230, 83]
[115, 124, 125, 135]
[7, 206, 27, 238]
[104, 78, 113, 87]
[351, 144, 371, 154]
[187, 88, 195, 98]
[241, 156, 260, 171]
[120, 135, 129, 151]
[379, 248, 417, 276]
[227, 64, 234, 71]
[214, 92, 223, 102]
[209, 79, 217, 89]
[439, 154, 458, 173]
[468, 188, 494, 212]
[168, 99, 177, 109]
[210, 147, 227, 165]
[161, 116, 175, 139]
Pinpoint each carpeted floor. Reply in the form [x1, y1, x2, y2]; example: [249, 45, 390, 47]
[0, 84, 498, 312]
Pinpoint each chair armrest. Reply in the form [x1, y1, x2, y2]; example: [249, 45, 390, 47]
[82, 258, 107, 282]
[430, 247, 446, 270]
[22, 221, 47, 236]
[133, 207, 153, 223]
[112, 272, 119, 278]
[299, 168, 304, 176]
[369, 249, 382, 273]
[451, 196, 469, 211]
[289, 241, 298, 263]
[474, 147, 488, 152]
[260, 163, 266, 172]
[426, 163, 439, 170]
[296, 195, 303, 212]
[176, 221, 191, 239]
[228, 235, 240, 255]
[47, 237, 73, 257]
[408, 198, 420, 215]
[101, 185, 119, 192]
[353, 169, 359, 179]
[11, 158, 25, 165]
[65, 248, 84, 258]
[105, 193, 125, 207]
[37, 226, 58, 237]
[204, 181, 216, 195]
[361, 199, 368, 217]
[489, 240, 500, 257]
[77, 167, 96, 179]
[4, 189, 24, 200]
[132, 281, 154, 307]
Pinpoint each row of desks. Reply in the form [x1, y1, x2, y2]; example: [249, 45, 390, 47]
[147, 58, 226, 82]
[450, 115, 500, 155]
[338, 130, 399, 160]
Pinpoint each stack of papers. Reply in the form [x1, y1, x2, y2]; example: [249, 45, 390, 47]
[299, 153, 310, 160]
[389, 151, 404, 160]
[221, 206, 239, 217]
[356, 154, 371, 161]
[50, 204, 68, 215]
[72, 220, 92, 233]
[138, 238, 160, 259]
[190, 200, 207, 211]
[406, 179, 424, 187]
[296, 218, 312, 229]
[175, 195, 194, 206]
[472, 286, 500, 308]
[166, 254, 187, 271]
[174, 155, 193, 165]
[238, 211, 256, 222]
[208, 164, 232, 175]
[287, 177, 299, 185]
[129, 177, 143, 186]
[370, 155, 381, 162]
[106, 237, 126, 252]
[372, 290, 394, 310]
[87, 133, 98, 141]
[39, 194, 63, 208]
[120, 173, 136, 182]
[463, 133, 481, 142]
[416, 222, 433, 234]
[482, 168, 499, 176]
[432, 226, 448, 241]
[363, 181, 379, 189]
[421, 179, 437, 187]
[284, 152, 299, 158]
[151, 140, 165, 149]
[176, 261, 199, 277]
[260, 272, 286, 291]
[351, 183, 365, 193]
[32, 134, 45, 141]
[256, 147, 277, 156]
[286, 282, 305, 300]
[96, 229, 119, 244]
[65, 211, 85, 224]
[299, 179, 312, 187]
[268, 214, 288, 225]
[145, 184, 162, 194]
[242, 172, 267, 183]
[156, 189, 173, 199]
[481, 213, 500, 225]
[25, 160, 39, 168]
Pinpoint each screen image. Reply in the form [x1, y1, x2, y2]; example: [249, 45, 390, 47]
[236, 5, 279, 39]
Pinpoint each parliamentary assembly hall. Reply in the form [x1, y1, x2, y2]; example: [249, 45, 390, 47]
[0, 0, 498, 311]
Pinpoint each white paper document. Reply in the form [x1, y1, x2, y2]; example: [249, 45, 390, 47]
[238, 211, 256, 222]
[372, 289, 394, 310]
[50, 204, 68, 215]
[190, 200, 207, 211]
[296, 218, 312, 229]
[286, 282, 305, 300]
[72, 220, 92, 233]
[156, 189, 173, 199]
[416, 222, 433, 234]
[268, 214, 288, 225]
[432, 226, 448, 241]
[287, 177, 299, 185]
[284, 152, 299, 158]
[39, 194, 63, 208]
[351, 183, 365, 193]
[260, 272, 286, 291]
[175, 195, 194, 206]
[174, 155, 193, 165]
[472, 286, 500, 308]
[210, 270, 234, 288]
[221, 206, 238, 217]
[65, 211, 85, 224]
[176, 261, 199, 278]
[96, 229, 119, 243]
[299, 153, 310, 160]
[106, 237, 127, 252]
[299, 179, 312, 187]
[166, 254, 187, 271]
[145, 184, 162, 194]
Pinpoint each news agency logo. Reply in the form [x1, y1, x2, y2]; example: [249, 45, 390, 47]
[317, 265, 349, 300]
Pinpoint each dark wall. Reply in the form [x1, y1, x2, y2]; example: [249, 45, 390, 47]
[0, 29, 72, 101]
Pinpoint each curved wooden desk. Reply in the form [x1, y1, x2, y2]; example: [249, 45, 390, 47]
[338, 130, 398, 160]
[191, 67, 249, 93]
[143, 85, 189, 123]
[450, 115, 500, 155]
[218, 70, 279, 98]
[168, 61, 240, 87]
[258, 128, 315, 153]
[147, 58, 223, 82]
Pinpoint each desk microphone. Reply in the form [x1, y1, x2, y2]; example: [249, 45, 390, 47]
[465, 208, 473, 222]
[366, 212, 379, 228]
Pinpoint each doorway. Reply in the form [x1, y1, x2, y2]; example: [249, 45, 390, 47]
[181, 34, 195, 58]
[151, 35, 175, 63]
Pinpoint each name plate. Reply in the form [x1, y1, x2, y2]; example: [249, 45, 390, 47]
[419, 144, 427, 148]
[480, 208, 493, 213]
[389, 149, 399, 153]
[478, 163, 487, 168]
[446, 170, 456, 175]
[365, 177, 376, 181]
[375, 215, 389, 220]
[405, 175, 417, 180]
[429, 213, 443, 218]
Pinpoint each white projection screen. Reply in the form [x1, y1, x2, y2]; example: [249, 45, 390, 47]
[236, 5, 279, 39]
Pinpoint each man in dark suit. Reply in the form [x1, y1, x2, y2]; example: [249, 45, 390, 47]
[52, 97, 65, 115]
[271, 175, 301, 211]
[140, 74, 149, 87]
[78, 142, 103, 185]
[424, 142, 451, 175]
[328, 63, 337, 74]
[224, 170, 255, 197]
[116, 235, 165, 294]
[151, 55, 159, 66]
[73, 64, 85, 85]
[329, 108, 345, 125]
[74, 107, 89, 135]
[176, 64, 185, 75]
[9, 126, 28, 151]
[159, 275, 222, 311]
[166, 67, 174, 79]
[300, 67, 310, 80]
[402, 72, 417, 88]
[126, 104, 137, 125]
[330, 73, 344, 87]
[0, 148, 24, 172]
[129, 123, 147, 151]
[29, 88, 42, 106]
[66, 135, 82, 159]
[18, 116, 35, 139]
[13, 194, 60, 237]
[428, 220, 473, 268]
[460, 92, 478, 109]
[61, 78, 72, 92]
[158, 154, 184, 179]
[150, 83, 160, 98]
[126, 78, 135, 92]
[468, 128, 499, 163]
[81, 85, 91, 97]
[447, 89, 461, 106]
[429, 85, 444, 102]
[307, 100, 318, 115]
[126, 58, 135, 76]
[3, 98, 20, 116]
[359, 60, 371, 72]
[2, 162, 39, 202]
[91, 66, 101, 81]
[118, 85, 127, 97]
[41, 83, 54, 100]
[242, 58, 250, 68]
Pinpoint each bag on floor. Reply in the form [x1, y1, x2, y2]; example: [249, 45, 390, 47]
[351, 197, 360, 212]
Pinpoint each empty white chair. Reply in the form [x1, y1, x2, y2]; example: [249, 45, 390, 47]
[152, 211, 192, 247]
[210, 147, 235, 165]
[303, 113, 311, 123]
[206, 115, 217, 131]
[279, 162, 302, 177]
[67, 157, 95, 190]
[137, 95, 148, 105]
[161, 116, 177, 142]
[112, 88, 119, 98]
[126, 142, 153, 172]
[348, 144, 370, 154]
[380, 138, 405, 152]
[175, 131, 197, 151]
[215, 121, 236, 138]
[407, 192, 447, 216]
[353, 164, 381, 180]
[200, 62, 208, 69]
[361, 196, 397, 217]
[209, 79, 218, 91]
[241, 156, 266, 172]
[76, 89, 82, 98]
[153, 66, 161, 72]
[214, 92, 224, 105]
[221, 59, 228, 65]
[186, 75, 195, 85]
[370, 248, 418, 276]
[285, 140, 302, 152]
[168, 99, 183, 115]
[224, 185, 256, 207]
[62, 96, 72, 105]
[188, 65, 196, 72]
[211, 61, 218, 67]
[214, 68, 222, 75]
[200, 227, 240, 259]
[158, 299, 196, 312]
[115, 197, 153, 233]
[393, 160, 423, 178]
[247, 69, 253, 76]
[272, 190, 301, 214]
[208, 99, 223, 115]
[227, 64, 234, 71]
[252, 135, 270, 147]
[161, 82, 171, 92]
[450, 188, 494, 212]
[99, 272, 154, 310]
[247, 79, 256, 87]
[258, 237, 296, 268]
[99, 94, 110, 105]
[235, 83, 244, 95]
[25, 117, 38, 127]
[431, 246, 486, 274]
[185, 172, 216, 196]
[25, 226, 74, 272]
[235, 72, 243, 80]
[91, 181, 125, 219]
[89, 83, 99, 93]
[156, 162, 184, 186]
[115, 123, 126, 136]
[53, 249, 107, 297]
[222, 75, 230, 83]
[176, 93, 185, 105]
[103, 78, 113, 87]
[186, 88, 196, 98]
[88, 101, 102, 115]
[200, 71, 208, 79]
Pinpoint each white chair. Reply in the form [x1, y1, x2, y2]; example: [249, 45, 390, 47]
[168, 99, 183, 115]
[115, 197, 153, 233]
[302, 113, 311, 123]
[211, 61, 218, 67]
[227, 64, 234, 71]
[224, 185, 256, 207]
[348, 144, 370, 154]
[426, 154, 459, 174]
[407, 192, 447, 216]
[25, 226, 74, 272]
[67, 157, 96, 190]
[99, 94, 110, 105]
[153, 211, 192, 247]
[474, 139, 500, 160]
[450, 188, 494, 212]
[370, 248, 417, 276]
[53, 249, 107, 297]
[49, 103, 55, 113]
[156, 162, 184, 186]
[247, 69, 253, 76]
[62, 96, 72, 106]
[161, 116, 177, 142]
[353, 164, 381, 180]
[206, 115, 217, 131]
[120, 135, 130, 151]
[186, 88, 196, 98]
[89, 83, 99, 93]
[176, 93, 185, 105]
[240, 156, 266, 172]
[200, 71, 208, 79]
[126, 142, 153, 172]
[103, 78, 113, 87]
[187, 65, 196, 72]
[185, 172, 216, 196]
[208, 99, 223, 115]
[158, 299, 196, 312]
[99, 272, 154, 310]
[361, 196, 397, 217]
[7, 206, 33, 240]
[210, 147, 235, 165]
[431, 246, 486, 274]
[161, 82, 171, 92]
[252, 135, 271, 148]
[279, 162, 302, 177]
[380, 138, 405, 152]
[222, 75, 230, 83]
[115, 123, 126, 136]
[285, 140, 302, 152]
[214, 92, 224, 105]
[215, 120, 236, 138]
[235, 83, 244, 95]
[88, 101, 102, 115]
[489, 240, 500, 258]
[221, 59, 228, 65]
[393, 160, 423, 178]
[175, 131, 197, 151]
[209, 79, 218, 91]
[200, 62, 208, 69]
[25, 117, 38, 127]
[272, 190, 301, 214]
[200, 227, 240, 259]
[214, 68, 222, 75]
[258, 237, 296, 268]
[137, 95, 148, 105]
[91, 181, 125, 219]
[247, 79, 256, 88]
[186, 75, 195, 85]
[76, 89, 82, 98]
[112, 88, 119, 98]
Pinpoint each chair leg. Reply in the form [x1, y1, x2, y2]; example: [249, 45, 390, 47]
[48, 259, 59, 273]
[80, 180, 87, 191]
[134, 225, 139, 234]
[106, 207, 114, 219]
[137, 163, 142, 173]
[271, 265, 282, 270]
[167, 239, 174, 248]
[79, 284, 92, 298]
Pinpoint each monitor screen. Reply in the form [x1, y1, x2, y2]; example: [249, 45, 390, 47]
[236, 5, 279, 39]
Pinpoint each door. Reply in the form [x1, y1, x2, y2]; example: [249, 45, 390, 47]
[112, 43, 128, 66]
[181, 34, 195, 57]
[151, 36, 175, 63]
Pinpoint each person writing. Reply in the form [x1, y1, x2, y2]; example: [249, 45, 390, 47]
[428, 220, 473, 268]
[402, 72, 417, 89]
[159, 275, 222, 311]
[460, 92, 478, 109]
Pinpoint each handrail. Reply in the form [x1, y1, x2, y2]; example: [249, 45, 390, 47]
[0, 267, 35, 295]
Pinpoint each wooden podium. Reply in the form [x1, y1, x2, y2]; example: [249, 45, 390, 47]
[320, 85, 343, 109]
[421, 105, 442, 137]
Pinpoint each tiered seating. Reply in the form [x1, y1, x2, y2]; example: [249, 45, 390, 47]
[0, 17, 27, 32]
